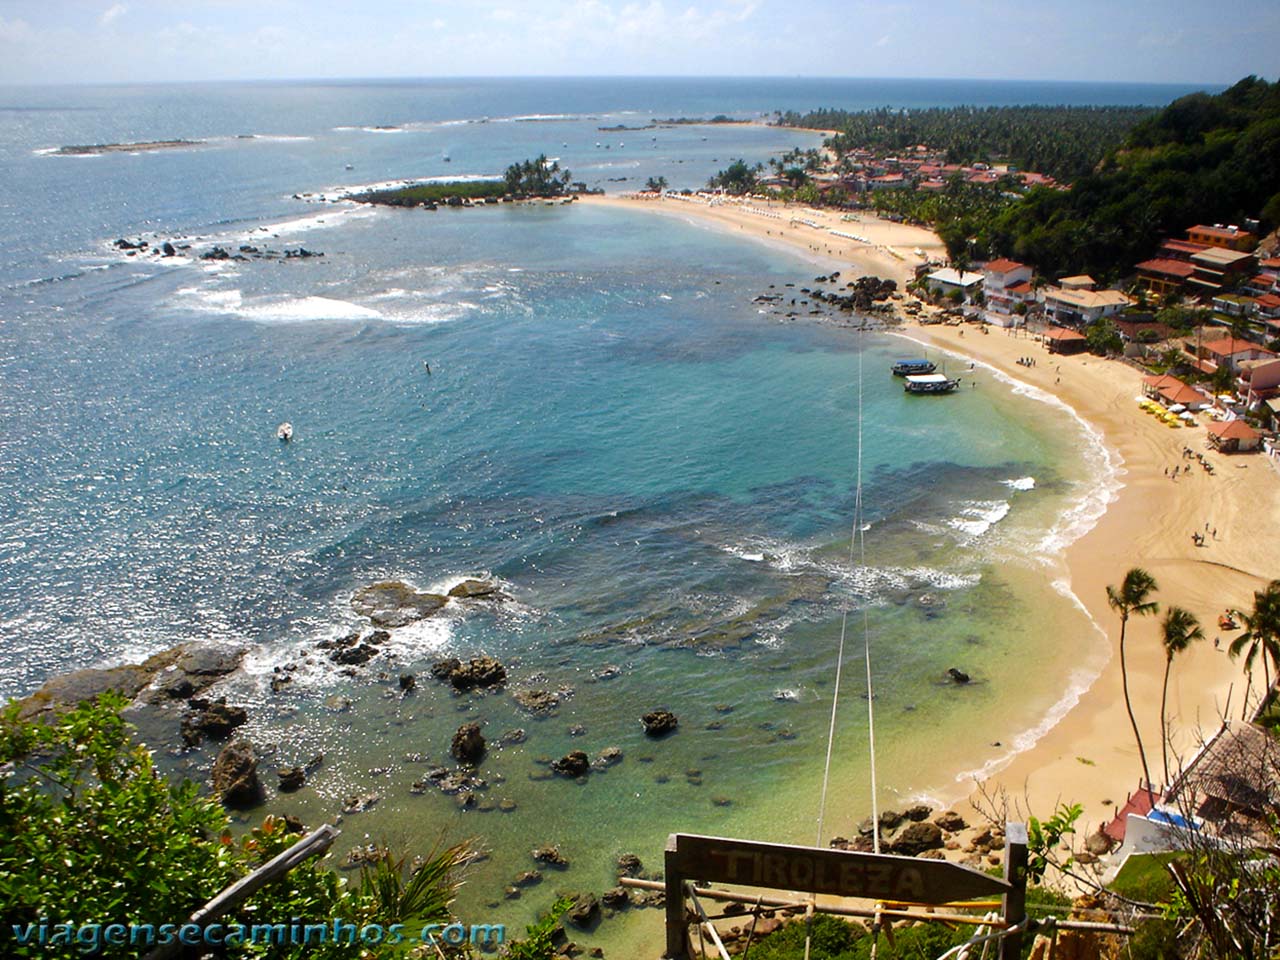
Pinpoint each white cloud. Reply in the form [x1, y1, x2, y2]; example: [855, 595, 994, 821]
[875, 34, 890, 47]
[0, 15, 34, 43]
[99, 3, 127, 27]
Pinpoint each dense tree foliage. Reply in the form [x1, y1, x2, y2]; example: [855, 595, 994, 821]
[0, 696, 475, 959]
[707, 158, 762, 194]
[503, 155, 572, 196]
[982, 76, 1280, 279]
[778, 104, 1155, 182]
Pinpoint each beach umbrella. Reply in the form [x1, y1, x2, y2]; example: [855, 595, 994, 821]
[1180, 411, 1196, 421]
[1168, 404, 1186, 413]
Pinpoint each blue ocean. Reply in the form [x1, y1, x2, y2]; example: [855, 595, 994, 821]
[0, 77, 1207, 948]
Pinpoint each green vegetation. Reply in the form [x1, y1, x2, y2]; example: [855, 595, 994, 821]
[982, 76, 1280, 279]
[778, 104, 1155, 182]
[504, 154, 572, 196]
[870, 181, 1021, 262]
[0, 695, 474, 959]
[351, 180, 507, 204]
[748, 913, 972, 960]
[1110, 852, 1181, 903]
[708, 158, 762, 194]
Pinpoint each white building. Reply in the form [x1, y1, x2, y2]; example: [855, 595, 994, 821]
[1041, 286, 1131, 327]
[981, 257, 1035, 326]
[925, 268, 984, 301]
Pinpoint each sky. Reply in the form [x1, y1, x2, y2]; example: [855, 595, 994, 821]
[0, 0, 1277, 86]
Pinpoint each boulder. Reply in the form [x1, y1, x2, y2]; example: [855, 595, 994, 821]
[593, 747, 623, 768]
[450, 656, 506, 690]
[431, 658, 461, 681]
[617, 853, 643, 876]
[277, 766, 306, 792]
[500, 728, 527, 745]
[640, 710, 678, 737]
[903, 803, 933, 822]
[513, 688, 560, 713]
[162, 241, 177, 256]
[934, 810, 967, 832]
[551, 751, 590, 778]
[448, 579, 501, 599]
[351, 581, 448, 628]
[330, 643, 379, 666]
[211, 740, 262, 808]
[514, 870, 542, 886]
[947, 668, 971, 684]
[531, 844, 569, 867]
[879, 809, 903, 830]
[399, 673, 416, 692]
[890, 821, 944, 856]
[565, 893, 600, 929]
[181, 698, 248, 745]
[1084, 829, 1114, 857]
[451, 723, 486, 765]
[601, 886, 630, 908]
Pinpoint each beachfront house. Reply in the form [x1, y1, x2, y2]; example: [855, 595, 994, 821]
[1041, 285, 1131, 327]
[925, 268, 983, 301]
[1195, 337, 1276, 373]
[981, 258, 1035, 326]
[1207, 419, 1263, 452]
[1188, 247, 1258, 295]
[1238, 358, 1280, 408]
[1044, 326, 1088, 354]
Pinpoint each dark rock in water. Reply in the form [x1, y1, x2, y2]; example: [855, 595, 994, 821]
[512, 687, 563, 713]
[114, 238, 146, 250]
[447, 578, 502, 599]
[934, 810, 967, 832]
[565, 893, 600, 929]
[891, 821, 944, 856]
[500, 728, 527, 745]
[201, 246, 231, 261]
[451, 723, 486, 765]
[593, 747, 623, 768]
[551, 751, 590, 778]
[399, 673, 416, 692]
[903, 803, 933, 822]
[514, 869, 542, 886]
[431, 658, 461, 681]
[211, 740, 262, 808]
[641, 709, 678, 737]
[342, 792, 380, 813]
[318, 631, 361, 652]
[449, 656, 506, 690]
[532, 844, 569, 867]
[947, 668, 971, 684]
[277, 766, 306, 792]
[879, 809, 903, 830]
[330, 643, 379, 666]
[617, 853, 643, 876]
[181, 697, 248, 746]
[601, 886, 630, 908]
[351, 580, 448, 628]
[162, 241, 177, 257]
[499, 798, 518, 813]
[455, 791, 476, 810]
[567, 724, 587, 737]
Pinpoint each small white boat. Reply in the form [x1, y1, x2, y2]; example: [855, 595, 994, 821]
[277, 422, 293, 442]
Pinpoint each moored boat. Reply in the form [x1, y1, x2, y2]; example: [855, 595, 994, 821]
[904, 373, 960, 394]
[892, 358, 937, 376]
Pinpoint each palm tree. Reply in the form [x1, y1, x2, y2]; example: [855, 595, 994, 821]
[1228, 580, 1280, 714]
[1158, 606, 1204, 783]
[1107, 568, 1160, 797]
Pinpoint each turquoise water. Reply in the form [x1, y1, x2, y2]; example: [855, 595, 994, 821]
[0, 77, 1161, 949]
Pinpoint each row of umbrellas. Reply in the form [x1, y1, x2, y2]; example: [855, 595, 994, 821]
[1136, 395, 1197, 426]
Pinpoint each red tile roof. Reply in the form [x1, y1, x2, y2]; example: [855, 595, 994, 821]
[984, 258, 1027, 274]
[1137, 258, 1197, 279]
[1207, 419, 1260, 441]
[1160, 239, 1211, 257]
[1045, 326, 1087, 341]
[1257, 293, 1280, 309]
[1103, 787, 1161, 842]
[1202, 337, 1272, 357]
[1006, 280, 1034, 294]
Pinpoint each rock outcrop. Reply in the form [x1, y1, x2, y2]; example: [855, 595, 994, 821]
[351, 581, 448, 628]
[212, 740, 262, 808]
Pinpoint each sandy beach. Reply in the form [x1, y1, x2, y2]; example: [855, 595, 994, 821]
[593, 191, 1280, 850]
[583, 193, 943, 287]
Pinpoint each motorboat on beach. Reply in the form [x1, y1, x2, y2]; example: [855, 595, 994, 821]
[904, 373, 960, 394]
[892, 358, 937, 376]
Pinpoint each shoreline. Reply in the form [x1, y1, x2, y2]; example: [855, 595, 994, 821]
[593, 190, 1279, 848]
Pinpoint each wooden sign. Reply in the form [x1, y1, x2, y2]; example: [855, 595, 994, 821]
[666, 833, 1010, 904]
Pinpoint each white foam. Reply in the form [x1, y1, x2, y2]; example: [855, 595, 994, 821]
[947, 500, 1011, 538]
[174, 286, 383, 324]
[1002, 476, 1036, 491]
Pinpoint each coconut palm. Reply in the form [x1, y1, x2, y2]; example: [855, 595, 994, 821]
[1158, 606, 1204, 783]
[1228, 579, 1280, 712]
[1107, 568, 1160, 797]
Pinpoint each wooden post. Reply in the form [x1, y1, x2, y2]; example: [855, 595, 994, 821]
[664, 834, 689, 960]
[143, 824, 339, 960]
[997, 822, 1029, 960]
